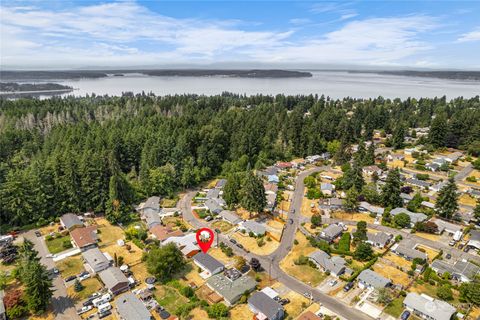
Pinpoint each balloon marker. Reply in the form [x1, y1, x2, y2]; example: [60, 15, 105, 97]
[196, 228, 214, 253]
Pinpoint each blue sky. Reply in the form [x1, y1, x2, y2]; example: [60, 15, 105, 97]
[1, 0, 479, 69]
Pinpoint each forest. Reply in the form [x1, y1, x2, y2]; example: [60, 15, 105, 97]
[0, 93, 479, 230]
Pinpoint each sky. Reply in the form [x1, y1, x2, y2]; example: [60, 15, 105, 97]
[1, 0, 479, 69]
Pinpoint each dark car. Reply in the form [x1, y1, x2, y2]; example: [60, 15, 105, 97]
[400, 310, 410, 320]
[82, 300, 93, 307]
[78, 271, 89, 277]
[35, 231, 42, 237]
[236, 243, 244, 249]
[288, 218, 293, 225]
[445, 253, 452, 259]
[343, 282, 354, 292]
[229, 238, 237, 244]
[98, 310, 112, 319]
[464, 246, 470, 252]
[458, 244, 464, 250]
[279, 298, 290, 305]
[65, 275, 76, 282]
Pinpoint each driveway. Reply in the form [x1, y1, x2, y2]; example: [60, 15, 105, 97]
[25, 230, 80, 320]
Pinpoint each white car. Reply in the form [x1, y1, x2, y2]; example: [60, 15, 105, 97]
[78, 274, 90, 282]
[77, 305, 93, 315]
[328, 280, 338, 287]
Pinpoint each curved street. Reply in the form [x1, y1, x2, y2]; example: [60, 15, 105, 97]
[180, 167, 374, 320]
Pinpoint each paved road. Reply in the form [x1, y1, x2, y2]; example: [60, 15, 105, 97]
[180, 168, 374, 320]
[24, 230, 80, 320]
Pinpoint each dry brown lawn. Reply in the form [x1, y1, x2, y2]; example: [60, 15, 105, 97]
[55, 254, 84, 277]
[230, 303, 254, 320]
[67, 277, 103, 302]
[383, 252, 412, 270]
[332, 211, 376, 224]
[236, 208, 257, 220]
[162, 216, 193, 230]
[459, 194, 478, 206]
[30, 310, 55, 320]
[281, 290, 310, 318]
[301, 196, 318, 218]
[95, 218, 125, 245]
[211, 220, 233, 232]
[209, 247, 235, 266]
[415, 244, 439, 262]
[190, 307, 212, 320]
[373, 262, 411, 287]
[279, 232, 326, 286]
[231, 232, 279, 255]
[388, 160, 405, 168]
[180, 261, 205, 287]
[470, 307, 480, 319]
[267, 219, 285, 231]
[415, 232, 441, 242]
[39, 223, 61, 236]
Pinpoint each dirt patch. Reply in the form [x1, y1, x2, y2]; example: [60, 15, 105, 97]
[231, 232, 279, 256]
[383, 252, 412, 270]
[279, 232, 327, 286]
[332, 211, 376, 224]
[415, 244, 439, 262]
[190, 307, 212, 320]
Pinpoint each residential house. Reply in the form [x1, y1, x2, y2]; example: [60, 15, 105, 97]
[241, 220, 266, 236]
[390, 208, 427, 227]
[431, 260, 480, 283]
[264, 183, 278, 212]
[206, 188, 221, 199]
[193, 253, 225, 278]
[429, 218, 463, 235]
[218, 210, 242, 225]
[467, 230, 480, 250]
[391, 243, 427, 262]
[82, 247, 112, 273]
[205, 199, 224, 215]
[297, 311, 321, 320]
[420, 201, 435, 210]
[116, 292, 152, 320]
[215, 179, 227, 189]
[70, 226, 98, 250]
[99, 267, 130, 295]
[248, 291, 284, 320]
[306, 155, 322, 163]
[357, 269, 391, 289]
[143, 211, 161, 229]
[468, 188, 480, 199]
[163, 233, 200, 258]
[400, 193, 413, 204]
[308, 250, 350, 277]
[206, 269, 257, 306]
[320, 183, 334, 196]
[60, 213, 83, 230]
[363, 165, 382, 176]
[366, 232, 392, 248]
[137, 196, 161, 216]
[387, 153, 405, 162]
[359, 202, 384, 216]
[431, 181, 448, 193]
[445, 152, 462, 163]
[432, 157, 448, 166]
[276, 162, 293, 170]
[268, 175, 280, 184]
[426, 162, 441, 172]
[149, 225, 183, 242]
[258, 166, 279, 177]
[403, 292, 456, 320]
[260, 287, 279, 300]
[317, 224, 343, 243]
[405, 178, 431, 189]
[319, 198, 343, 210]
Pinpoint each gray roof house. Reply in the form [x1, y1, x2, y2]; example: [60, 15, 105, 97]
[206, 270, 257, 306]
[82, 247, 112, 273]
[431, 181, 448, 193]
[218, 210, 242, 225]
[241, 220, 266, 236]
[391, 208, 427, 227]
[468, 230, 480, 250]
[206, 188, 221, 199]
[193, 253, 225, 277]
[405, 178, 431, 189]
[248, 291, 284, 320]
[317, 224, 343, 243]
[403, 292, 456, 320]
[205, 199, 224, 214]
[359, 202, 384, 216]
[430, 218, 463, 235]
[358, 269, 391, 289]
[391, 244, 427, 262]
[366, 232, 392, 248]
[99, 267, 130, 295]
[308, 250, 348, 277]
[426, 162, 441, 172]
[60, 213, 83, 230]
[431, 260, 480, 283]
[400, 193, 414, 203]
[116, 292, 152, 320]
[143, 211, 161, 229]
[137, 196, 161, 215]
[320, 183, 334, 194]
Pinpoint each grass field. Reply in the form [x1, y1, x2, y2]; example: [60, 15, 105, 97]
[189, 307, 212, 320]
[300, 195, 318, 218]
[415, 232, 441, 242]
[56, 254, 84, 277]
[230, 304, 253, 320]
[211, 220, 233, 232]
[384, 296, 405, 318]
[373, 262, 411, 286]
[209, 247, 235, 266]
[279, 232, 327, 286]
[332, 212, 376, 224]
[459, 194, 478, 206]
[231, 232, 279, 255]
[155, 285, 189, 314]
[67, 277, 103, 301]
[45, 235, 71, 254]
[160, 198, 178, 208]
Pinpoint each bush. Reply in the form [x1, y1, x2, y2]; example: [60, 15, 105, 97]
[294, 255, 309, 265]
[466, 176, 477, 182]
[7, 305, 28, 319]
[181, 286, 195, 298]
[294, 239, 299, 245]
[437, 285, 453, 300]
[257, 238, 265, 247]
[62, 239, 73, 249]
[206, 303, 229, 319]
[45, 235, 53, 241]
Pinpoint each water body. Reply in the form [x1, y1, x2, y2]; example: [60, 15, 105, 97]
[48, 71, 480, 99]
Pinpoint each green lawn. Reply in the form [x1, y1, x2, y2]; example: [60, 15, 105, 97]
[384, 297, 405, 318]
[155, 285, 189, 314]
[67, 278, 103, 301]
[46, 235, 72, 254]
[56, 255, 84, 277]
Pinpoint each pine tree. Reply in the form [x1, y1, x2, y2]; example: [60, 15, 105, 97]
[429, 114, 448, 148]
[240, 171, 266, 217]
[474, 201, 480, 220]
[74, 279, 84, 292]
[344, 187, 359, 212]
[364, 142, 375, 166]
[392, 124, 405, 150]
[23, 260, 54, 313]
[223, 173, 241, 207]
[435, 178, 459, 219]
[382, 169, 403, 208]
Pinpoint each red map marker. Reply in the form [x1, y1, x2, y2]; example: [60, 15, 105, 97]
[196, 228, 214, 253]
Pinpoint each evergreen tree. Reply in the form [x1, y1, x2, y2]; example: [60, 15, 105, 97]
[474, 201, 480, 220]
[74, 279, 84, 292]
[344, 187, 359, 212]
[240, 171, 266, 216]
[435, 178, 459, 219]
[353, 220, 368, 243]
[223, 173, 241, 207]
[23, 260, 54, 313]
[354, 242, 374, 261]
[382, 169, 403, 208]
[364, 143, 375, 166]
[391, 124, 405, 149]
[429, 114, 448, 148]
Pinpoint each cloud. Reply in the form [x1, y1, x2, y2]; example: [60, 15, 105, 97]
[310, 2, 352, 14]
[458, 28, 480, 42]
[0, 1, 443, 68]
[289, 18, 312, 25]
[340, 12, 358, 21]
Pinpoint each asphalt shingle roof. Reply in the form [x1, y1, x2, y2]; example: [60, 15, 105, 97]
[248, 291, 283, 320]
[404, 292, 456, 320]
[116, 292, 151, 320]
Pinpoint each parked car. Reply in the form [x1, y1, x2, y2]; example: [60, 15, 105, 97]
[98, 310, 112, 319]
[445, 253, 452, 259]
[236, 243, 244, 249]
[65, 275, 76, 282]
[400, 310, 411, 320]
[328, 280, 338, 287]
[288, 219, 293, 225]
[52, 268, 59, 274]
[78, 271, 89, 277]
[464, 246, 470, 252]
[303, 292, 312, 299]
[205, 216, 213, 222]
[279, 298, 290, 305]
[78, 274, 90, 281]
[77, 306, 93, 315]
[35, 231, 42, 237]
[458, 244, 464, 250]
[343, 282, 353, 292]
[229, 238, 237, 244]
[449, 240, 456, 246]
[83, 300, 94, 307]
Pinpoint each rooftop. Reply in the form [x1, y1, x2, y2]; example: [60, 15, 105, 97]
[70, 225, 98, 248]
[149, 224, 183, 241]
[358, 269, 391, 288]
[207, 271, 256, 303]
[404, 292, 456, 320]
[82, 247, 109, 268]
[99, 267, 129, 290]
[248, 291, 284, 320]
[60, 213, 83, 229]
[193, 253, 224, 273]
[116, 292, 151, 320]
